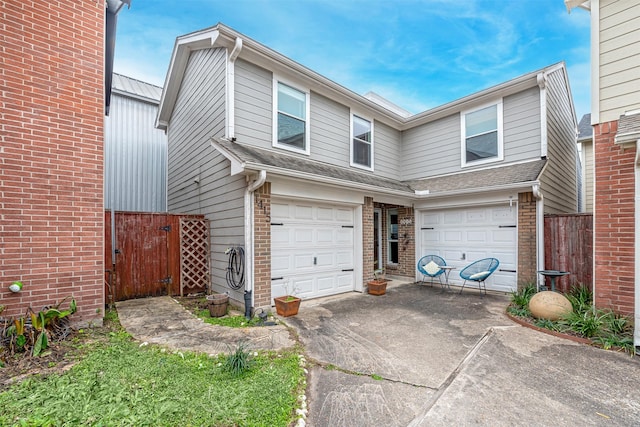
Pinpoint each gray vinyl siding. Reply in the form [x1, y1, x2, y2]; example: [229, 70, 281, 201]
[401, 89, 542, 181]
[503, 88, 541, 160]
[105, 93, 167, 212]
[598, 1, 640, 122]
[373, 121, 402, 180]
[401, 114, 461, 180]
[540, 68, 578, 214]
[583, 140, 594, 212]
[235, 59, 272, 147]
[309, 92, 350, 165]
[167, 48, 247, 298]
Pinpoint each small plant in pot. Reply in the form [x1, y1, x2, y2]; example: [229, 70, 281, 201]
[367, 269, 387, 296]
[274, 281, 301, 317]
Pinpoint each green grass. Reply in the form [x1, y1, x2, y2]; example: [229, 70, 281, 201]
[196, 310, 265, 328]
[0, 320, 305, 426]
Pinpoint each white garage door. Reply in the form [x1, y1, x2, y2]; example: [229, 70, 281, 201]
[271, 199, 355, 301]
[418, 204, 517, 293]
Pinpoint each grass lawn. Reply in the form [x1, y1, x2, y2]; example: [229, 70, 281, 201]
[0, 311, 306, 427]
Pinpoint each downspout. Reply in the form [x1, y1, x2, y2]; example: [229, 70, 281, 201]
[532, 184, 545, 291]
[226, 37, 243, 140]
[635, 148, 640, 351]
[243, 170, 266, 318]
[537, 72, 548, 158]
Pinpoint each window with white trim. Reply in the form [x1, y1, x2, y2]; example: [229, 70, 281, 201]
[274, 80, 310, 154]
[461, 101, 503, 167]
[351, 114, 373, 169]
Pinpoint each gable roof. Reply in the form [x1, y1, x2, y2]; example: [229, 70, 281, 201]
[577, 113, 592, 142]
[157, 23, 573, 132]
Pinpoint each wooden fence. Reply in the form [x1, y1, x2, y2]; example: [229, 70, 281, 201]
[105, 211, 210, 302]
[543, 213, 593, 293]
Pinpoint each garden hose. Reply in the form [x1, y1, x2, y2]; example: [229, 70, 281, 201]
[225, 246, 245, 290]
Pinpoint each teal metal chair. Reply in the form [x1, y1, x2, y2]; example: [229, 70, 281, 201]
[417, 255, 446, 287]
[459, 258, 500, 296]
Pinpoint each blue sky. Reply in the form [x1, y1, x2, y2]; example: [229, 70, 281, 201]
[114, 0, 591, 119]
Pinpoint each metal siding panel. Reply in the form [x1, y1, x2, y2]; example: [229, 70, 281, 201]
[104, 92, 167, 212]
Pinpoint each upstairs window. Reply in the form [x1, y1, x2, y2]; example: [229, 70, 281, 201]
[274, 81, 310, 154]
[351, 114, 373, 169]
[461, 101, 503, 167]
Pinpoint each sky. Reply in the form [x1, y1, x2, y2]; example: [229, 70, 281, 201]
[114, 0, 592, 120]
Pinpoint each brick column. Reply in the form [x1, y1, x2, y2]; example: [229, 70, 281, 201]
[594, 120, 635, 316]
[518, 192, 537, 289]
[363, 197, 375, 283]
[398, 206, 416, 277]
[253, 182, 271, 309]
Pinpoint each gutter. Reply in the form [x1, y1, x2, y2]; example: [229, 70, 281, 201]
[226, 37, 243, 139]
[532, 183, 545, 291]
[537, 72, 548, 158]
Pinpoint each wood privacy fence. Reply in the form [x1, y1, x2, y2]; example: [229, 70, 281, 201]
[543, 213, 593, 293]
[105, 211, 210, 302]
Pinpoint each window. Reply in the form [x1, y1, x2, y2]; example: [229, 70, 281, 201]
[274, 81, 310, 154]
[351, 114, 373, 169]
[387, 209, 398, 264]
[461, 101, 503, 167]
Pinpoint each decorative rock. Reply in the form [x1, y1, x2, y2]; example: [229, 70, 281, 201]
[529, 291, 573, 320]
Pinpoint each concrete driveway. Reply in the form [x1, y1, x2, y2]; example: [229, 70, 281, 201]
[285, 282, 639, 426]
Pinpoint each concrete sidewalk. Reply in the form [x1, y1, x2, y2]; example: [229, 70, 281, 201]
[117, 285, 640, 426]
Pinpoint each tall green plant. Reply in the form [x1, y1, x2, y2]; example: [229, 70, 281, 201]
[566, 284, 592, 313]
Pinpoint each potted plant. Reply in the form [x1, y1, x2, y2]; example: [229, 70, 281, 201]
[367, 269, 387, 295]
[274, 281, 301, 317]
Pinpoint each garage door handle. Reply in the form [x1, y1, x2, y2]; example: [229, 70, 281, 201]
[342, 269, 354, 272]
[421, 227, 434, 230]
[499, 269, 516, 273]
[271, 277, 284, 281]
[499, 225, 516, 228]
[342, 225, 354, 228]
[271, 222, 284, 226]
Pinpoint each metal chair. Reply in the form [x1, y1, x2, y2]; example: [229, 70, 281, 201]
[459, 258, 500, 296]
[417, 255, 446, 287]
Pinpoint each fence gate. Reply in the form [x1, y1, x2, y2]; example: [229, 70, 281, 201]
[180, 218, 211, 296]
[105, 211, 210, 302]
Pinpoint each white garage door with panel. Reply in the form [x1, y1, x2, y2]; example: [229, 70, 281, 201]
[418, 204, 517, 293]
[271, 199, 356, 301]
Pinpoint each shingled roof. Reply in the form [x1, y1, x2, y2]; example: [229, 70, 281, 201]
[213, 138, 546, 197]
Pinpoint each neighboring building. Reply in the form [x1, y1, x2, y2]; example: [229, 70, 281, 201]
[156, 24, 578, 312]
[566, 0, 640, 350]
[105, 73, 167, 212]
[0, 0, 129, 323]
[577, 113, 593, 212]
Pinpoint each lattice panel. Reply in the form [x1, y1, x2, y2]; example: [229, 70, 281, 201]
[180, 218, 211, 296]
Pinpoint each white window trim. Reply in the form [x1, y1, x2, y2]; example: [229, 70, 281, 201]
[460, 99, 504, 168]
[350, 112, 374, 171]
[272, 77, 311, 155]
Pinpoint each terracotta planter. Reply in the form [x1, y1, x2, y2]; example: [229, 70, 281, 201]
[274, 295, 301, 317]
[367, 280, 387, 296]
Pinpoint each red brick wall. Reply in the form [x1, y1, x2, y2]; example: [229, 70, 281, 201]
[363, 197, 374, 282]
[518, 192, 537, 289]
[0, 1, 105, 324]
[253, 182, 271, 309]
[593, 120, 635, 316]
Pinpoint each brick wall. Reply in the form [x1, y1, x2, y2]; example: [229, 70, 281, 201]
[593, 120, 635, 316]
[518, 192, 537, 289]
[363, 197, 374, 282]
[0, 1, 105, 324]
[253, 182, 271, 309]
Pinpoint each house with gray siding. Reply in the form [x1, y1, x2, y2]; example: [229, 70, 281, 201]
[157, 24, 578, 313]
